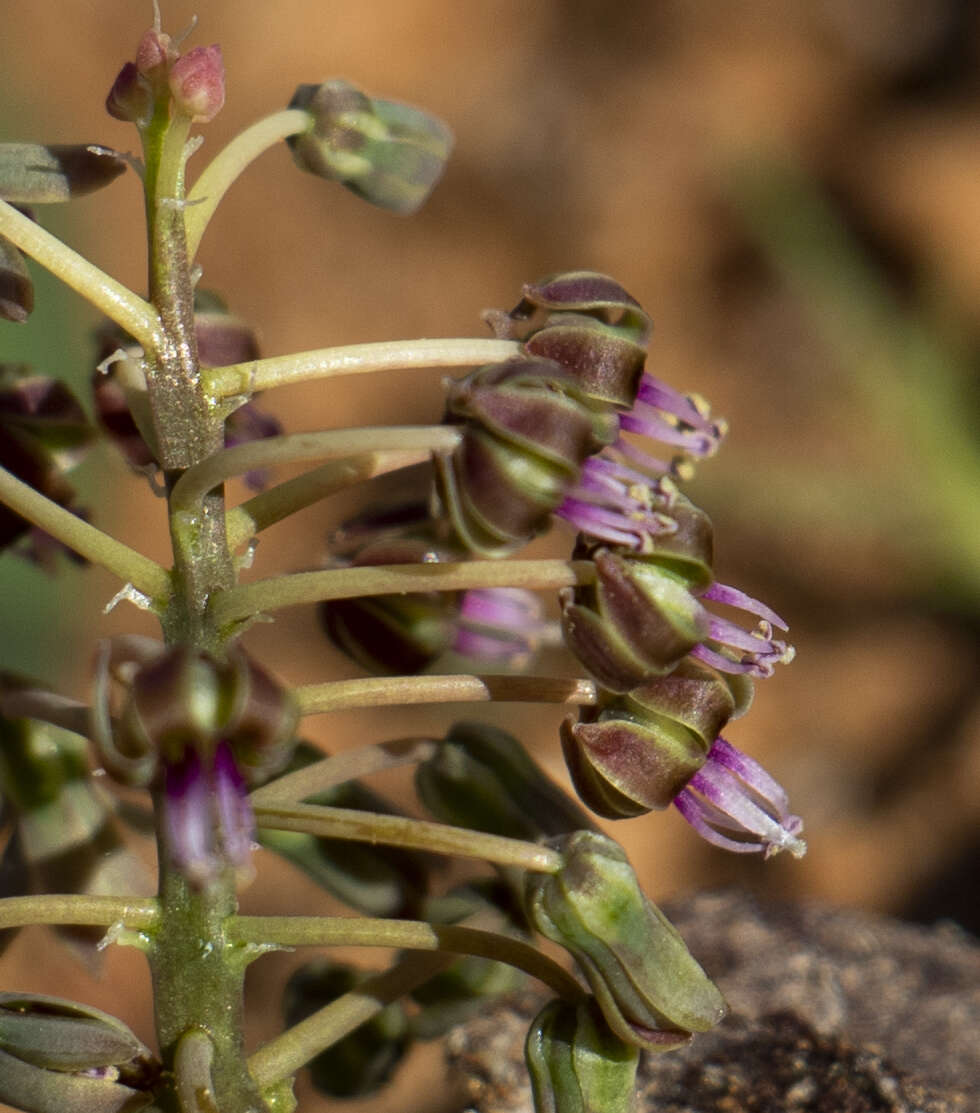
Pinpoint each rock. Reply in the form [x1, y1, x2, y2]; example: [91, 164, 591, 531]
[448, 890, 979, 1113]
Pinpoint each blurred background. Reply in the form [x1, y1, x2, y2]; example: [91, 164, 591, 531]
[1, 1, 978, 1110]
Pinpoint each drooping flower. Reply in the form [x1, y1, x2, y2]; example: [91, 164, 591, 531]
[673, 735, 806, 858]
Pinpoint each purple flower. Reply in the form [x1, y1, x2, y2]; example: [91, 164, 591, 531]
[690, 582, 796, 679]
[451, 587, 547, 669]
[162, 741, 255, 887]
[555, 370, 725, 546]
[673, 736, 805, 858]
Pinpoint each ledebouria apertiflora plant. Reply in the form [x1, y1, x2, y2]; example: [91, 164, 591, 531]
[0, 12, 802, 1113]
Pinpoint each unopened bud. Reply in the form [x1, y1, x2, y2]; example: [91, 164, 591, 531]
[0, 993, 157, 1113]
[437, 358, 617, 555]
[561, 659, 735, 818]
[1, 235, 33, 323]
[485, 272, 652, 409]
[526, 831, 726, 1049]
[525, 997, 638, 1113]
[415, 721, 594, 842]
[287, 80, 453, 214]
[169, 45, 225, 123]
[105, 63, 152, 124]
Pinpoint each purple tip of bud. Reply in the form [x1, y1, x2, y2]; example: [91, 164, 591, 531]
[163, 750, 215, 885]
[163, 744, 255, 887]
[690, 582, 795, 679]
[452, 588, 546, 668]
[212, 741, 256, 872]
[673, 736, 806, 858]
[169, 45, 225, 123]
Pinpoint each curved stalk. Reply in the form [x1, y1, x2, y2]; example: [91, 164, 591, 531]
[0, 464, 172, 602]
[0, 894, 158, 932]
[211, 558, 593, 626]
[292, 673, 597, 716]
[250, 736, 438, 806]
[202, 337, 520, 401]
[170, 425, 459, 515]
[228, 916, 585, 1001]
[225, 449, 434, 551]
[0, 199, 161, 351]
[184, 108, 311, 258]
[253, 801, 564, 873]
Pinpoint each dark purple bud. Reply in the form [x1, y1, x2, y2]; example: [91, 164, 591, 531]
[320, 528, 461, 676]
[169, 45, 225, 123]
[437, 358, 617, 555]
[561, 660, 736, 819]
[106, 62, 152, 123]
[560, 543, 712, 694]
[0, 235, 32, 323]
[484, 272, 653, 409]
[0, 366, 93, 558]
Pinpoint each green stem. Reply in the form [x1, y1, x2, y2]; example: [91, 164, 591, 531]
[202, 338, 520, 401]
[184, 108, 311, 258]
[227, 915, 584, 1001]
[0, 464, 172, 602]
[248, 950, 452, 1089]
[0, 198, 161, 350]
[211, 558, 592, 626]
[170, 425, 459, 514]
[225, 449, 434, 552]
[293, 673, 597, 716]
[149, 859, 265, 1113]
[253, 801, 563, 873]
[0, 894, 158, 932]
[250, 736, 438, 806]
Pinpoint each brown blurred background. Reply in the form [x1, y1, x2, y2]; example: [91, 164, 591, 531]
[2, 1, 978, 1109]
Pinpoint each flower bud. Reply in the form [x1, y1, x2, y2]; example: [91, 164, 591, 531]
[168, 45, 225, 123]
[0, 144, 126, 204]
[525, 831, 726, 1049]
[0, 234, 32, 322]
[119, 646, 297, 785]
[437, 358, 617, 555]
[561, 659, 736, 818]
[0, 365, 93, 559]
[561, 557, 707, 696]
[415, 721, 594, 842]
[525, 997, 638, 1113]
[287, 80, 453, 214]
[484, 272, 653, 409]
[0, 993, 157, 1113]
[105, 62, 152, 124]
[283, 962, 410, 1098]
[320, 527, 461, 676]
